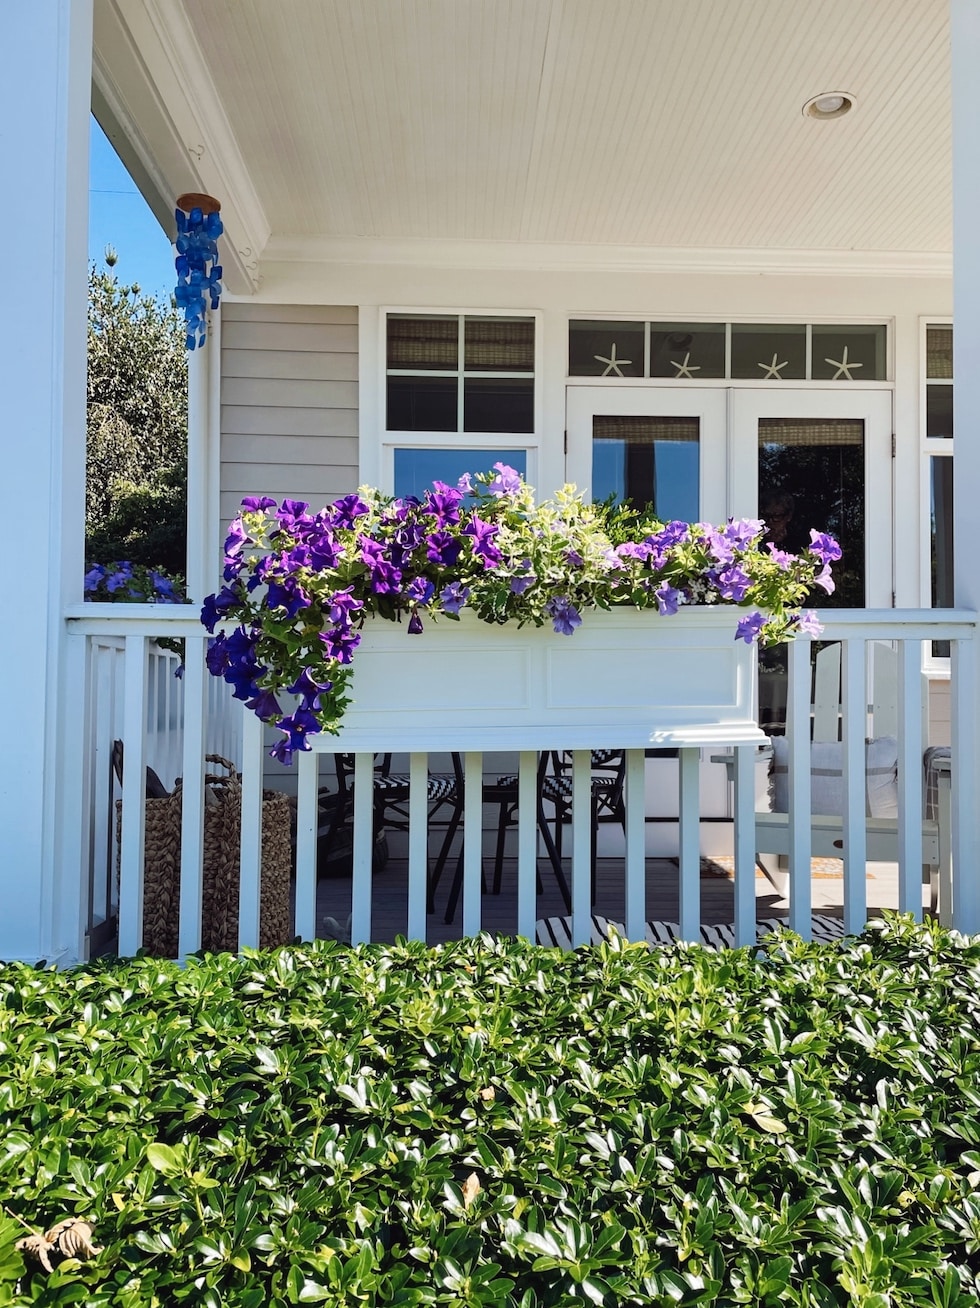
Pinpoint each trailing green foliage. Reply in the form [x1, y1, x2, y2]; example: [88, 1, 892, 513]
[3, 917, 980, 1305]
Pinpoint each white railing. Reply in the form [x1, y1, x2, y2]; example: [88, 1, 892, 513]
[66, 606, 978, 958]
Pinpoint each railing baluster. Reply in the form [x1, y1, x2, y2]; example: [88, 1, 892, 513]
[516, 751, 537, 940]
[118, 635, 149, 956]
[951, 635, 979, 932]
[732, 745, 756, 946]
[90, 642, 115, 931]
[350, 753, 374, 943]
[678, 747, 700, 942]
[407, 753, 428, 941]
[238, 708, 264, 950]
[294, 747, 318, 943]
[786, 637, 812, 939]
[897, 641, 924, 919]
[841, 637, 868, 934]
[571, 750, 591, 946]
[625, 749, 645, 943]
[177, 634, 207, 957]
[462, 752, 483, 937]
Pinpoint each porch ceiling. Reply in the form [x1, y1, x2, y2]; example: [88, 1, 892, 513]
[94, 0, 950, 285]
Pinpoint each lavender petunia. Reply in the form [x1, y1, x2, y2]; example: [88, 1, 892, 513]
[713, 564, 752, 603]
[440, 582, 470, 615]
[794, 609, 824, 637]
[546, 596, 582, 636]
[735, 611, 766, 644]
[808, 529, 843, 564]
[486, 462, 523, 497]
[812, 564, 835, 594]
[655, 583, 683, 616]
[767, 543, 794, 570]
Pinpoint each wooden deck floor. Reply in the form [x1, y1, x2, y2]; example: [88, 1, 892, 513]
[312, 853, 880, 945]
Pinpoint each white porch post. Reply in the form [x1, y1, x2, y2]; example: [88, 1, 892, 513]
[951, 0, 980, 933]
[0, 1, 93, 960]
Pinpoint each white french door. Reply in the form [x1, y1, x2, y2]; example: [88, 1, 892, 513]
[566, 385, 893, 608]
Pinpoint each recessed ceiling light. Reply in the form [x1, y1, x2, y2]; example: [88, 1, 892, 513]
[803, 91, 854, 120]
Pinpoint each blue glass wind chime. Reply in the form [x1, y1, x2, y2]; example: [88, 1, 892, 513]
[173, 192, 223, 350]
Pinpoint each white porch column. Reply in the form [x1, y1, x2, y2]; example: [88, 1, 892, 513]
[0, 1, 93, 960]
[951, 0, 980, 933]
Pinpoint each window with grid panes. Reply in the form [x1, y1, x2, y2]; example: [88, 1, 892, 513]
[386, 314, 535, 433]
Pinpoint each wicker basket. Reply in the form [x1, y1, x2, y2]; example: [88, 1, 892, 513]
[117, 755, 292, 956]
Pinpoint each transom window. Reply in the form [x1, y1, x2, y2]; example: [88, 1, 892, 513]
[568, 320, 887, 381]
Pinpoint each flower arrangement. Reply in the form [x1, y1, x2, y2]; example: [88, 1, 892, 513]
[84, 561, 185, 605]
[202, 467, 839, 764]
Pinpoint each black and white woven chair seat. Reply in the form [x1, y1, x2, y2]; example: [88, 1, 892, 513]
[535, 913, 848, 950]
[372, 774, 458, 802]
[493, 774, 616, 801]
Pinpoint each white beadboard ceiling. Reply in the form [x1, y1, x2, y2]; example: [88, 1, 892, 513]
[158, 0, 951, 256]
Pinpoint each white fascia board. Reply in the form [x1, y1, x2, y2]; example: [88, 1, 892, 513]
[94, 0, 269, 296]
[263, 236, 952, 280]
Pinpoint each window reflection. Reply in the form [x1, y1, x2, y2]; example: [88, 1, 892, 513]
[592, 416, 699, 520]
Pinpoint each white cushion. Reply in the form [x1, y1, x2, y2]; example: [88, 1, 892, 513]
[770, 736, 899, 819]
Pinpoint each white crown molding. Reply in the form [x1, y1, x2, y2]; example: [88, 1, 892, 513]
[94, 0, 270, 294]
[263, 236, 952, 279]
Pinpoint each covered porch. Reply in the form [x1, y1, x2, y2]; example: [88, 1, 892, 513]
[6, 0, 980, 963]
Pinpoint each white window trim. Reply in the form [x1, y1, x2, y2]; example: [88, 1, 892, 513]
[920, 315, 954, 675]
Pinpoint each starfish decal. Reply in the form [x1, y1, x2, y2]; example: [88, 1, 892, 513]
[758, 353, 788, 380]
[670, 352, 700, 379]
[593, 343, 632, 377]
[824, 345, 863, 380]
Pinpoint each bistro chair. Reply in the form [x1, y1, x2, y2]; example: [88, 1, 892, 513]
[330, 752, 465, 910]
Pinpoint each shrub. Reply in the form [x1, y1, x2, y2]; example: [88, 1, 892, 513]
[3, 917, 980, 1305]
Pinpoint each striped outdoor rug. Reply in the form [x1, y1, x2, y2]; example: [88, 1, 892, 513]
[535, 913, 847, 950]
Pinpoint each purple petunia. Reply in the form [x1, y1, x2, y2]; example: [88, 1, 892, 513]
[463, 516, 502, 567]
[330, 494, 370, 529]
[405, 577, 435, 606]
[425, 530, 463, 567]
[269, 708, 320, 765]
[245, 688, 283, 721]
[240, 495, 277, 512]
[287, 667, 333, 710]
[327, 587, 363, 626]
[319, 625, 362, 664]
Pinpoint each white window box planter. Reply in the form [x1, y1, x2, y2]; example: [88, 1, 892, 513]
[321, 607, 765, 753]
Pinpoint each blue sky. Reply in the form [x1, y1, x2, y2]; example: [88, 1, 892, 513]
[89, 117, 175, 299]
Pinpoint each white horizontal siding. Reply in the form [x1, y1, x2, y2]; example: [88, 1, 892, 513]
[220, 302, 359, 534]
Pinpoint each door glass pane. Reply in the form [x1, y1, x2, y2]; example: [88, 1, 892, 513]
[758, 417, 865, 607]
[931, 456, 954, 656]
[592, 415, 699, 520]
[393, 448, 527, 500]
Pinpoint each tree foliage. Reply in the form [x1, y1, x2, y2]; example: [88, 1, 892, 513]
[86, 257, 187, 574]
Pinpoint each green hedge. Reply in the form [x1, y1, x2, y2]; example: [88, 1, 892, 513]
[3, 918, 980, 1305]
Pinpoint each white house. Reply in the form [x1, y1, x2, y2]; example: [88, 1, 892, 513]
[4, 0, 980, 963]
